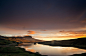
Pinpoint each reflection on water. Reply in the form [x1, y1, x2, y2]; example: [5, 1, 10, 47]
[18, 43, 86, 56]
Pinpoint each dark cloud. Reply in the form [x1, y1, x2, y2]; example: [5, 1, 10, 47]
[81, 18, 86, 23]
[0, 0, 86, 30]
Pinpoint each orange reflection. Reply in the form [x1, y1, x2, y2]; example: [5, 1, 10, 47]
[26, 49, 36, 52]
[19, 44, 86, 56]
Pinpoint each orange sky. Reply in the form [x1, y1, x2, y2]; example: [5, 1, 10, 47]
[0, 0, 86, 41]
[0, 26, 86, 41]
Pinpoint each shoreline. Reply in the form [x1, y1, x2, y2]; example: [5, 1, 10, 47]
[0, 38, 47, 56]
[0, 36, 86, 56]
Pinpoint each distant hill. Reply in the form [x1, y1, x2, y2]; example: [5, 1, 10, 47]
[38, 37, 86, 49]
[0, 35, 43, 43]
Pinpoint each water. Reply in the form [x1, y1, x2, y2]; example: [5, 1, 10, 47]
[18, 43, 86, 56]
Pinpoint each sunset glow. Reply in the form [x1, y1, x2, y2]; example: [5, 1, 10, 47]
[0, 0, 86, 56]
[0, 0, 86, 41]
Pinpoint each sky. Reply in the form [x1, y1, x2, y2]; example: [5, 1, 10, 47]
[0, 0, 86, 40]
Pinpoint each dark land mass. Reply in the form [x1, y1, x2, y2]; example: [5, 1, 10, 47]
[0, 35, 46, 56]
[0, 35, 43, 43]
[38, 37, 86, 56]
[38, 37, 86, 49]
[0, 35, 86, 56]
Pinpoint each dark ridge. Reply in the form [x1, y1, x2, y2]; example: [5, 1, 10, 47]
[38, 37, 86, 49]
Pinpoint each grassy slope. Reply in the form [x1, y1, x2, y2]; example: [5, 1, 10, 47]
[0, 39, 46, 56]
[0, 46, 43, 56]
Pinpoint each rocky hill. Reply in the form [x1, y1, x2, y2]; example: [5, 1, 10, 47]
[0, 35, 43, 43]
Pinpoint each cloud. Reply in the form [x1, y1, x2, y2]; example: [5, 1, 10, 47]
[59, 30, 86, 37]
[27, 30, 35, 34]
[41, 30, 47, 31]
[61, 30, 86, 34]
[81, 18, 86, 23]
[80, 26, 86, 30]
[0, 0, 86, 30]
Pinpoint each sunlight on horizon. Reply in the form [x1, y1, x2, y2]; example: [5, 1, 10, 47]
[0, 29, 86, 41]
